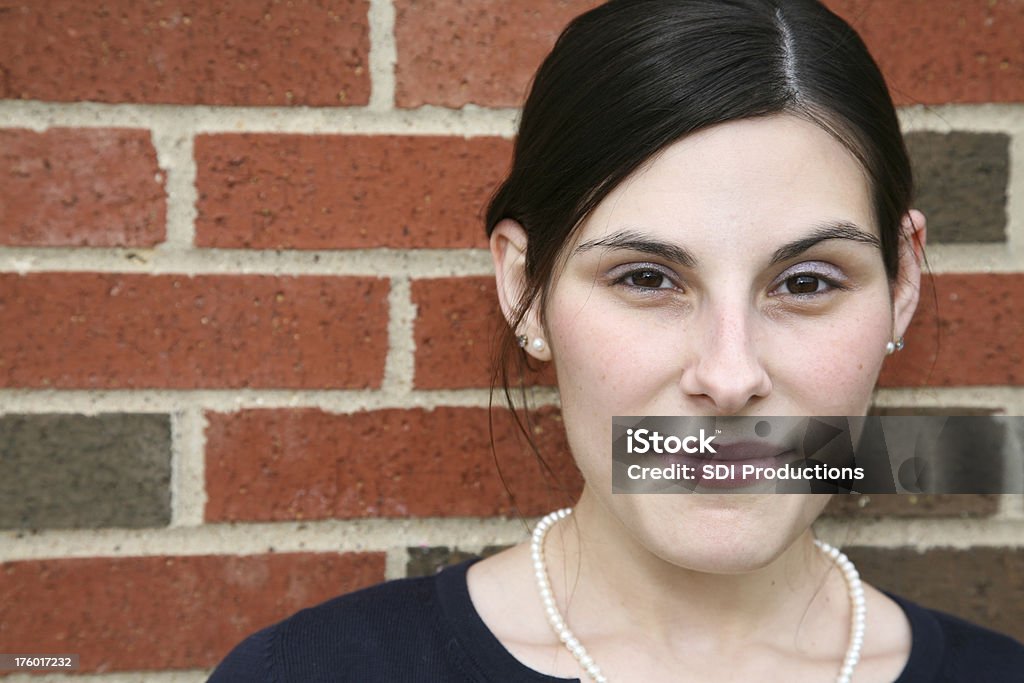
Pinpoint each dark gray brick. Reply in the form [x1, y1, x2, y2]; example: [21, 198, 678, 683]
[406, 544, 510, 577]
[0, 413, 171, 529]
[843, 547, 1024, 643]
[866, 406, 1009, 495]
[906, 131, 1009, 243]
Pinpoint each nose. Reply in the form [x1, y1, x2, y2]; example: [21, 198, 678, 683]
[679, 305, 772, 414]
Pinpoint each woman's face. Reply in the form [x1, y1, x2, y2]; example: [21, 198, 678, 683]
[500, 114, 923, 572]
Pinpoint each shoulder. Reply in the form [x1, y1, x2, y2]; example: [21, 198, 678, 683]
[889, 592, 1024, 682]
[929, 606, 1024, 672]
[274, 570, 445, 650]
[208, 572, 449, 683]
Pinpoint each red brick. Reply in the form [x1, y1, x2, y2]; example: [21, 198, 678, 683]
[195, 134, 511, 249]
[827, 0, 1024, 105]
[413, 275, 498, 389]
[204, 406, 582, 521]
[395, 0, 602, 108]
[412, 276, 555, 389]
[0, 1, 370, 106]
[879, 274, 1024, 387]
[0, 273, 388, 389]
[824, 494, 999, 518]
[0, 552, 384, 672]
[396, 0, 1023, 108]
[844, 546, 1024, 642]
[0, 128, 165, 247]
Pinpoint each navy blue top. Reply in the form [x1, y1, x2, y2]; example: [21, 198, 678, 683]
[209, 557, 1024, 682]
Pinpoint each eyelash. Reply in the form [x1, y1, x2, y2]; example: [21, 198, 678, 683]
[610, 264, 679, 293]
[769, 264, 848, 297]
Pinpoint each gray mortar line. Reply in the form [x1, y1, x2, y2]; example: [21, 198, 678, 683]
[1009, 390, 1024, 417]
[0, 247, 495, 276]
[0, 387, 565, 413]
[0, 385, 1005, 415]
[0, 100, 519, 137]
[149, 129, 197, 249]
[169, 411, 187, 526]
[1000, 495, 1024, 520]
[922, 243, 1023, 273]
[367, 0, 397, 111]
[381, 276, 416, 394]
[4, 101, 1022, 138]
[872, 386, 1023, 411]
[384, 547, 408, 580]
[0, 517, 537, 562]
[897, 103, 1024, 135]
[1007, 128, 1024, 262]
[0, 243, 1021, 276]
[812, 517, 1024, 550]
[3, 517, 1022, 563]
[2, 673, 209, 683]
[169, 407, 208, 527]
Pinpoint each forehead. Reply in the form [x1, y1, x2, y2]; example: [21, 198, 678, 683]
[574, 114, 875, 252]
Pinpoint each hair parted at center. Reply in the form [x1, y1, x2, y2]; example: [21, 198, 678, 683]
[484, 0, 915, 505]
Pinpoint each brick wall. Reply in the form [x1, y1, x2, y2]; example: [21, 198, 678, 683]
[0, 0, 1022, 679]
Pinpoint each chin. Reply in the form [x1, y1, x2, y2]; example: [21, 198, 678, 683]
[616, 494, 827, 574]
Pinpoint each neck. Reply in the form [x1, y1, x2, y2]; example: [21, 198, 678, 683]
[541, 488, 847, 654]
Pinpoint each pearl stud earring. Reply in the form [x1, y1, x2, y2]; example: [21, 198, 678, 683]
[531, 338, 546, 352]
[886, 336, 905, 355]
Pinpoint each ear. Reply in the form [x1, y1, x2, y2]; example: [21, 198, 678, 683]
[489, 218, 551, 361]
[892, 209, 927, 341]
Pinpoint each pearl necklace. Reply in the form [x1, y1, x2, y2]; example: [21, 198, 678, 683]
[531, 508, 866, 683]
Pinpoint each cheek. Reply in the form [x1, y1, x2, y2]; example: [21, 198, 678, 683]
[771, 304, 893, 413]
[548, 301, 667, 410]
[546, 298, 630, 478]
[546, 295, 685, 486]
[546, 281, 693, 404]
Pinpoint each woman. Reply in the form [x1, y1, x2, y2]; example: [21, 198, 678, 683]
[210, 1, 1024, 680]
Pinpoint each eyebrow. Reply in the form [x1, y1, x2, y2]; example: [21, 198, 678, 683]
[573, 229, 697, 267]
[769, 222, 881, 264]
[572, 222, 880, 267]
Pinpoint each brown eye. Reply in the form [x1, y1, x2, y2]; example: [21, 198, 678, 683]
[786, 275, 821, 294]
[630, 270, 666, 288]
